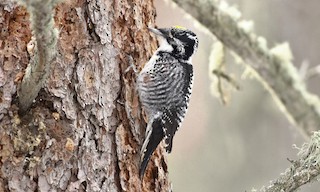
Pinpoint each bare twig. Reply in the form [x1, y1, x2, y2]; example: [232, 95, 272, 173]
[306, 65, 320, 80]
[212, 70, 240, 90]
[172, 0, 320, 138]
[209, 41, 240, 105]
[298, 61, 320, 81]
[17, 0, 58, 113]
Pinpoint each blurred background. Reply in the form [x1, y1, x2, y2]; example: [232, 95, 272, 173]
[154, 0, 320, 191]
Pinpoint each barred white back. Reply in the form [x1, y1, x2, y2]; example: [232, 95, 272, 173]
[137, 52, 193, 152]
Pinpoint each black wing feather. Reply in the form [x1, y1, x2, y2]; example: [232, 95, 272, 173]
[139, 118, 164, 178]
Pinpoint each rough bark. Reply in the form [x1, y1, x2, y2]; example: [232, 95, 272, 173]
[0, 1, 170, 191]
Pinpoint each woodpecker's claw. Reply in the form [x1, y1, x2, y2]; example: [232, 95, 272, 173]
[124, 55, 138, 74]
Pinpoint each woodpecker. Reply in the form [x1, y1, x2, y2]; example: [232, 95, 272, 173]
[137, 26, 198, 178]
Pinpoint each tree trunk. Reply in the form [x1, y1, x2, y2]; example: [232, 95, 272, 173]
[0, 1, 170, 191]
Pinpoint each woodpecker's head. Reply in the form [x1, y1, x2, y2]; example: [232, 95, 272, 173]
[149, 26, 199, 62]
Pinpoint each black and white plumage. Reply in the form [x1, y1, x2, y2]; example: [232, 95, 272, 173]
[137, 26, 198, 178]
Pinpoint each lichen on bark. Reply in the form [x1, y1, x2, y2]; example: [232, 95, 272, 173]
[0, 0, 171, 191]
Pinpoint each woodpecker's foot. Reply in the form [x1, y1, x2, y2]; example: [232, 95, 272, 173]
[116, 99, 125, 106]
[125, 55, 138, 74]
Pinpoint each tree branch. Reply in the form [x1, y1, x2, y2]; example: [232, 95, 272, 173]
[259, 131, 320, 192]
[17, 0, 58, 113]
[171, 0, 320, 138]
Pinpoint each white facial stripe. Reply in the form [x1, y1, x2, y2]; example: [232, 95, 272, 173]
[158, 37, 173, 52]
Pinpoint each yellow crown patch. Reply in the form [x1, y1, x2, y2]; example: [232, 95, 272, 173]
[173, 25, 186, 30]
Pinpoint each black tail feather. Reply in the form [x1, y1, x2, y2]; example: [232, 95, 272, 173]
[139, 118, 164, 179]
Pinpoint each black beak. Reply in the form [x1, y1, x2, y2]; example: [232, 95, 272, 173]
[148, 27, 166, 38]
